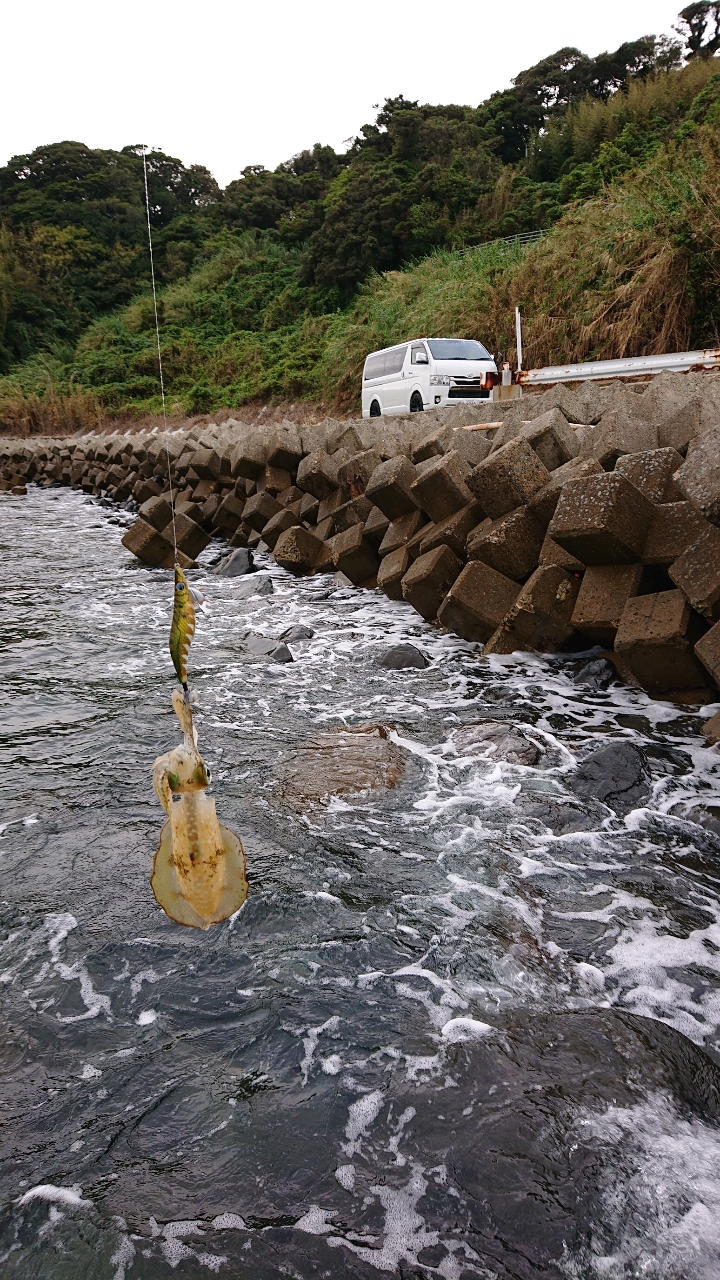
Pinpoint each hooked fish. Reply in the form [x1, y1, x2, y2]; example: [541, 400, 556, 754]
[169, 566, 196, 690]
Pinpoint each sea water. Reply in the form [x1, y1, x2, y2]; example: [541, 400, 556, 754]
[2, 487, 720, 1278]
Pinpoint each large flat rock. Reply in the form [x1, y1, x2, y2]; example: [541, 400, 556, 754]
[276, 724, 405, 806]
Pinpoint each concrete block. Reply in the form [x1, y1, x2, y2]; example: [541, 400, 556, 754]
[409, 450, 475, 522]
[526, 457, 603, 529]
[467, 507, 544, 581]
[331, 524, 380, 584]
[548, 473, 655, 564]
[468, 437, 550, 519]
[121, 518, 173, 567]
[242, 491, 283, 533]
[314, 515, 335, 542]
[510, 408, 579, 471]
[615, 589, 709, 691]
[296, 450, 340, 501]
[332, 496, 374, 534]
[266, 429, 304, 472]
[696, 622, 720, 689]
[201, 494, 221, 526]
[278, 484, 303, 507]
[538, 534, 585, 573]
[274, 525, 323, 572]
[263, 464, 293, 496]
[230, 437, 266, 480]
[449, 426, 494, 469]
[191, 479, 217, 503]
[299, 492, 319, 524]
[615, 447, 685, 503]
[657, 396, 702, 452]
[261, 508, 301, 549]
[411, 423, 455, 464]
[483, 566, 581, 654]
[379, 509, 428, 558]
[669, 524, 720, 619]
[674, 431, 720, 525]
[161, 512, 210, 560]
[139, 494, 173, 532]
[583, 413, 658, 468]
[419, 500, 484, 559]
[327, 421, 363, 455]
[642, 502, 709, 565]
[363, 505, 391, 548]
[190, 447, 223, 481]
[437, 561, 519, 642]
[377, 546, 412, 600]
[401, 545, 464, 620]
[317, 487, 349, 523]
[571, 564, 643, 646]
[337, 450, 383, 496]
[365, 456, 419, 520]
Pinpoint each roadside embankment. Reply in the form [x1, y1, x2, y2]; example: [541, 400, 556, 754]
[3, 371, 720, 726]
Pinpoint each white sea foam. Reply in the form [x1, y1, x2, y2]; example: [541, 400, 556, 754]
[563, 1092, 720, 1279]
[17, 1183, 92, 1208]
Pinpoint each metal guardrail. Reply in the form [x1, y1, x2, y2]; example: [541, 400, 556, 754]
[518, 348, 720, 385]
[455, 229, 547, 258]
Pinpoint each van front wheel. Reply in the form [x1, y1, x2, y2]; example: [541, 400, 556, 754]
[369, 399, 381, 417]
[410, 392, 424, 413]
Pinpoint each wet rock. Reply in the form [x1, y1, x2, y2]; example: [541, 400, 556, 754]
[522, 798, 596, 834]
[452, 721, 540, 765]
[268, 642, 293, 664]
[214, 547, 255, 577]
[234, 574, 274, 598]
[277, 724, 404, 806]
[702, 709, 720, 746]
[571, 656, 616, 690]
[280, 624, 315, 642]
[376, 643, 428, 669]
[570, 741, 650, 814]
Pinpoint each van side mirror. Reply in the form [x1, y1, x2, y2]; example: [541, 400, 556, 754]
[414, 351, 428, 364]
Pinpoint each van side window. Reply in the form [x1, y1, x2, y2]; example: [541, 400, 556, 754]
[364, 346, 408, 379]
[411, 345, 428, 364]
[364, 353, 386, 380]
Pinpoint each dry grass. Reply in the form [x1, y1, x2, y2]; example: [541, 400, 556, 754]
[0, 384, 104, 437]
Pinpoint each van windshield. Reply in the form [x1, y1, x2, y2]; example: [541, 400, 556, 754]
[426, 339, 491, 361]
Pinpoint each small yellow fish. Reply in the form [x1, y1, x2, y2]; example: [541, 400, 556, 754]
[169, 566, 196, 690]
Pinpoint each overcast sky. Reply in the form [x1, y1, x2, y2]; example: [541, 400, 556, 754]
[3, 0, 684, 187]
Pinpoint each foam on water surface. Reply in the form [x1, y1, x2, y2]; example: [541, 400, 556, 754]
[2, 487, 720, 1278]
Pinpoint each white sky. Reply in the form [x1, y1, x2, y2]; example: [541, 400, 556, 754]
[3, 0, 684, 187]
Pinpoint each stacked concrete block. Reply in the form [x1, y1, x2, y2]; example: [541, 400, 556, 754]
[484, 567, 581, 654]
[467, 437, 550, 518]
[548, 474, 655, 564]
[614, 590, 709, 692]
[571, 564, 643, 646]
[6, 371, 720, 708]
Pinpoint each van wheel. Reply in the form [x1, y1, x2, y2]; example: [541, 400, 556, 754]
[369, 399, 381, 417]
[410, 392, 424, 412]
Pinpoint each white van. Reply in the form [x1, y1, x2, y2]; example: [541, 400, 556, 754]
[361, 337, 497, 417]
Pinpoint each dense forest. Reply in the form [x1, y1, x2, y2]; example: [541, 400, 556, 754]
[1, 3, 720, 431]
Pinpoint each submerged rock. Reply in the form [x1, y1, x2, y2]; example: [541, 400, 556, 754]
[277, 724, 404, 806]
[214, 547, 255, 577]
[570, 741, 650, 814]
[453, 720, 540, 765]
[377, 643, 428, 670]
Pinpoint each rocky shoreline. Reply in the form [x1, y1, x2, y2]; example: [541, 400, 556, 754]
[3, 371, 720, 736]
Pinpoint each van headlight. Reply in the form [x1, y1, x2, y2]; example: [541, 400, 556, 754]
[430, 375, 452, 385]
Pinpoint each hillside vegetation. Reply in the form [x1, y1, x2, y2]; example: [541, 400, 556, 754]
[2, 8, 720, 432]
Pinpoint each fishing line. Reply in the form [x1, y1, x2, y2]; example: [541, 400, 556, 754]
[141, 144, 178, 563]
